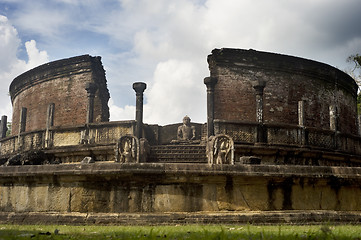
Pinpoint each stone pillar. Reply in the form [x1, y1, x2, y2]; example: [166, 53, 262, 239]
[0, 115, 7, 139]
[329, 105, 340, 150]
[204, 77, 218, 137]
[133, 82, 147, 139]
[46, 103, 55, 129]
[298, 101, 305, 126]
[85, 83, 97, 124]
[298, 101, 307, 146]
[329, 105, 337, 131]
[252, 81, 266, 143]
[253, 82, 266, 123]
[45, 103, 55, 148]
[19, 107, 27, 134]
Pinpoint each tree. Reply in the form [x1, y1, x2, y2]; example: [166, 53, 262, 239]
[347, 54, 361, 84]
[347, 54, 361, 113]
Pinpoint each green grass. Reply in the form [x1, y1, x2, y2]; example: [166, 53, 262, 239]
[0, 224, 360, 239]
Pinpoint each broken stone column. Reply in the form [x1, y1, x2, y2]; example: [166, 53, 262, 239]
[252, 80, 266, 143]
[204, 77, 218, 137]
[253, 81, 266, 123]
[19, 107, 27, 134]
[0, 115, 7, 139]
[133, 82, 147, 139]
[329, 105, 337, 131]
[298, 101, 308, 146]
[298, 101, 305, 126]
[85, 83, 97, 124]
[45, 103, 55, 148]
[18, 107, 27, 148]
[330, 105, 339, 150]
[46, 103, 55, 129]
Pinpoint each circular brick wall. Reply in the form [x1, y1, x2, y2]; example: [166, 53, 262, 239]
[9, 55, 110, 134]
[208, 48, 358, 135]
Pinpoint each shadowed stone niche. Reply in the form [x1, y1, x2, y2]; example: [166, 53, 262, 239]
[207, 134, 234, 164]
[115, 135, 139, 163]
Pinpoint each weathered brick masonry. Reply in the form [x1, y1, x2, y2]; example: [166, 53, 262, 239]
[208, 48, 358, 135]
[9, 55, 110, 134]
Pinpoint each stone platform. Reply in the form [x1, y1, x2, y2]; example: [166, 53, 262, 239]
[0, 163, 360, 224]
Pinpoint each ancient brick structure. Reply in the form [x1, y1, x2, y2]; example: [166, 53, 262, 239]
[0, 49, 361, 225]
[207, 48, 358, 135]
[9, 55, 110, 134]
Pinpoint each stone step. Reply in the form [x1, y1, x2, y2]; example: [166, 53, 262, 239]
[149, 145, 207, 163]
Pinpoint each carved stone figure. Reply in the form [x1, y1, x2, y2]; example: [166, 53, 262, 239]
[115, 135, 139, 163]
[207, 134, 234, 165]
[177, 115, 196, 141]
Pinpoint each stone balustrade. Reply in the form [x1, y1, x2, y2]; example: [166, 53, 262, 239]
[214, 120, 361, 155]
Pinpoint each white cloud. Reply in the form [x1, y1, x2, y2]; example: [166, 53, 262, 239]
[144, 59, 207, 125]
[0, 15, 20, 72]
[25, 40, 49, 69]
[0, 15, 49, 119]
[109, 98, 135, 121]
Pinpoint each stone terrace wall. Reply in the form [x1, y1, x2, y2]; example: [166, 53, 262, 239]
[0, 163, 360, 214]
[208, 48, 358, 135]
[9, 55, 110, 135]
[0, 121, 135, 163]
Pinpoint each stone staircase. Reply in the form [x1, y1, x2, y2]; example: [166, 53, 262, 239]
[148, 144, 207, 163]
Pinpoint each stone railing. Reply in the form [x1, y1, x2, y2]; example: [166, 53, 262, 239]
[0, 121, 135, 156]
[214, 119, 361, 155]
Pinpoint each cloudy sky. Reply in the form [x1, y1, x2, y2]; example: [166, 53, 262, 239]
[0, 0, 360, 125]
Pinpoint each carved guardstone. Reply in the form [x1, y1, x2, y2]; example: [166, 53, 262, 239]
[207, 134, 234, 165]
[115, 135, 140, 163]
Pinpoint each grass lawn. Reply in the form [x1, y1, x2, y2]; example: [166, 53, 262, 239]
[0, 224, 360, 239]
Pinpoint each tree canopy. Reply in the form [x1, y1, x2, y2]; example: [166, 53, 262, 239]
[347, 54, 361, 114]
[347, 54, 361, 83]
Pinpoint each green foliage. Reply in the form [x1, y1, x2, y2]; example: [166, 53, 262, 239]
[6, 122, 11, 137]
[0, 224, 361, 240]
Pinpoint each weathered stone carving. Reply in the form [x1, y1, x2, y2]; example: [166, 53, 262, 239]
[80, 127, 95, 144]
[207, 134, 234, 164]
[115, 135, 139, 163]
[177, 115, 196, 141]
